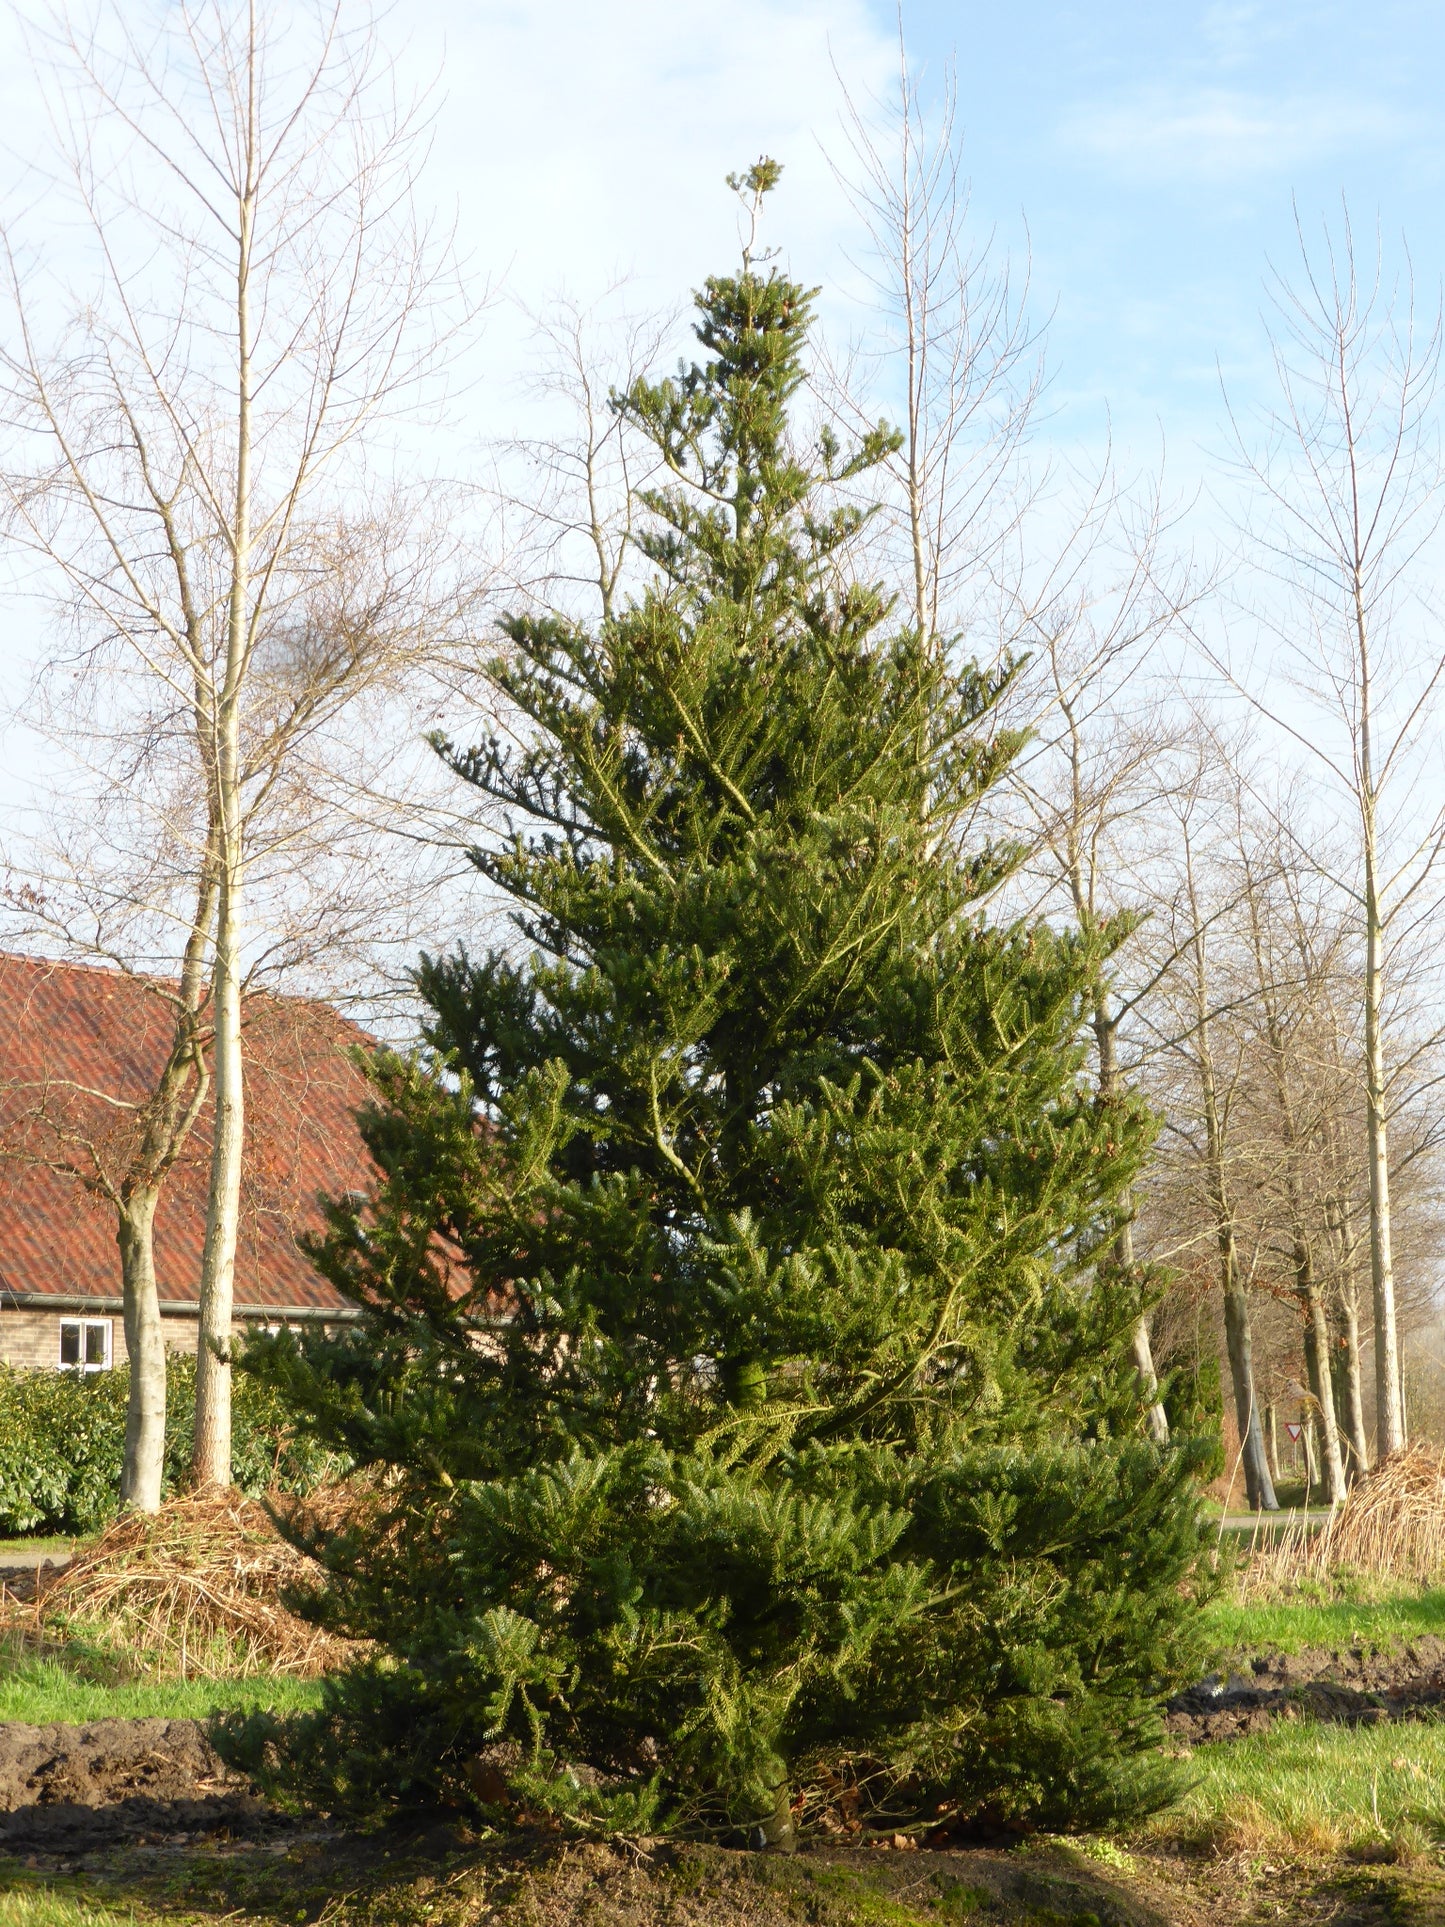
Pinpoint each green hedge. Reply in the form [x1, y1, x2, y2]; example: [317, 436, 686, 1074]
[0, 1354, 342, 1536]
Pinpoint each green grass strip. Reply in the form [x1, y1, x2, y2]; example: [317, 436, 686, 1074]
[0, 1890, 147, 1927]
[1205, 1588, 1445, 1656]
[1156, 1719, 1445, 1856]
[0, 1651, 324, 1726]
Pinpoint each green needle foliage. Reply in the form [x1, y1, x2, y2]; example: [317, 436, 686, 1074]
[230, 165, 1211, 1843]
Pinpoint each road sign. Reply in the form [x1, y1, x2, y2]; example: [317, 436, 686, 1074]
[1285, 1422, 1303, 1442]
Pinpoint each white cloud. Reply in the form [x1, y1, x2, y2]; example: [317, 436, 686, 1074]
[1059, 87, 1404, 184]
[1200, 2, 1289, 70]
[0, 1, 900, 812]
[0, 2, 897, 433]
[396, 0, 896, 421]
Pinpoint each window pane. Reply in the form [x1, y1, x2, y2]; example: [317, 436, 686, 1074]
[84, 1323, 107, 1367]
[59, 1323, 80, 1365]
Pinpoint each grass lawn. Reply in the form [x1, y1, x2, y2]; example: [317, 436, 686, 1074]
[0, 1633, 324, 1725]
[0, 1543, 72, 1562]
[1204, 1586, 1445, 1656]
[0, 1652, 324, 1725]
[0, 1899, 135, 1927]
[1154, 1719, 1445, 1859]
[0, 1583, 1441, 1924]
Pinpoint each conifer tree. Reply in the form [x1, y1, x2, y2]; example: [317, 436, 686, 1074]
[232, 164, 1210, 1840]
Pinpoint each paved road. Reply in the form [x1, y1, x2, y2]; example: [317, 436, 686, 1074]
[1217, 1508, 1333, 1534]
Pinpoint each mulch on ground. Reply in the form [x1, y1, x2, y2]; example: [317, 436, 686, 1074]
[4, 1492, 356, 1678]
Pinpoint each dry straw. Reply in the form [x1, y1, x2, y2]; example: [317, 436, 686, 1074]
[1238, 1444, 1445, 1596]
[7, 1488, 359, 1678]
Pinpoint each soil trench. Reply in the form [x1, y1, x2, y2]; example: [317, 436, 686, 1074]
[0, 1716, 286, 1852]
[1166, 1632, 1445, 1742]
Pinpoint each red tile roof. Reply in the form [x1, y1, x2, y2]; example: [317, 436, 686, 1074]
[0, 953, 375, 1313]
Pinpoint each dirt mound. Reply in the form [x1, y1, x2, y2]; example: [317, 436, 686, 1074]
[0, 1715, 285, 1851]
[1166, 1634, 1445, 1742]
[15, 1490, 356, 1677]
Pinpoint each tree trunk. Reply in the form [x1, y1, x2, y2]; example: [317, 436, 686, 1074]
[1303, 1413, 1319, 1497]
[1222, 1281, 1277, 1511]
[1239, 857, 1348, 1508]
[193, 866, 243, 1488]
[1359, 626, 1403, 1457]
[1129, 1290, 1169, 1446]
[756, 1783, 797, 1853]
[1400, 1359, 1409, 1448]
[1326, 1191, 1371, 1479]
[1339, 1287, 1369, 1478]
[1094, 1005, 1168, 1444]
[1300, 1273, 1347, 1504]
[1364, 947, 1402, 1454]
[1179, 898, 1266, 1489]
[192, 574, 247, 1493]
[114, 854, 217, 1505]
[193, 102, 256, 1493]
[117, 1189, 166, 1512]
[1267, 1402, 1279, 1484]
[1331, 1332, 1352, 1470]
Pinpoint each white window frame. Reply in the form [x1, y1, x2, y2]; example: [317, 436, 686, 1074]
[59, 1316, 112, 1373]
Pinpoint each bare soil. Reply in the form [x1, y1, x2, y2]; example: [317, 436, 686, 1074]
[0, 1716, 287, 1852]
[1166, 1632, 1445, 1742]
[0, 1718, 1439, 1924]
[18, 1823, 1445, 1927]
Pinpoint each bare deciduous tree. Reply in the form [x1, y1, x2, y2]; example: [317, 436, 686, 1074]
[488, 286, 671, 628]
[1235, 819, 1350, 1503]
[0, 0, 473, 1487]
[0, 810, 216, 1510]
[1211, 210, 1445, 1457]
[1003, 490, 1202, 1443]
[828, 32, 1041, 645]
[1150, 752, 1279, 1509]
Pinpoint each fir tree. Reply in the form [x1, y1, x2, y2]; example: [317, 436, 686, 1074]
[230, 164, 1210, 1841]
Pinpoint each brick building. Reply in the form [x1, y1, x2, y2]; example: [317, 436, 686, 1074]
[0, 953, 373, 1370]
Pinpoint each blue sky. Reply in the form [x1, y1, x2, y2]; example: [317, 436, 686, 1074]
[0, 2, 1434, 989]
[2, 3, 1426, 489]
[893, 1, 1443, 461]
[371, 0, 1445, 493]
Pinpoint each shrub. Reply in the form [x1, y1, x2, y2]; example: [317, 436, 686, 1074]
[0, 1353, 342, 1537]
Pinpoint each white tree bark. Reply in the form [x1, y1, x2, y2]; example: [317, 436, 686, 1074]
[1208, 218, 1437, 1467]
[193, 78, 255, 1488]
[118, 853, 219, 1506]
[0, 5, 472, 1494]
[117, 1189, 167, 1511]
[1361, 772, 1403, 1455]
[193, 859, 244, 1486]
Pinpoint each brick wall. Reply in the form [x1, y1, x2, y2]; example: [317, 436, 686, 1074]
[0, 1305, 348, 1372]
[0, 1306, 211, 1370]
